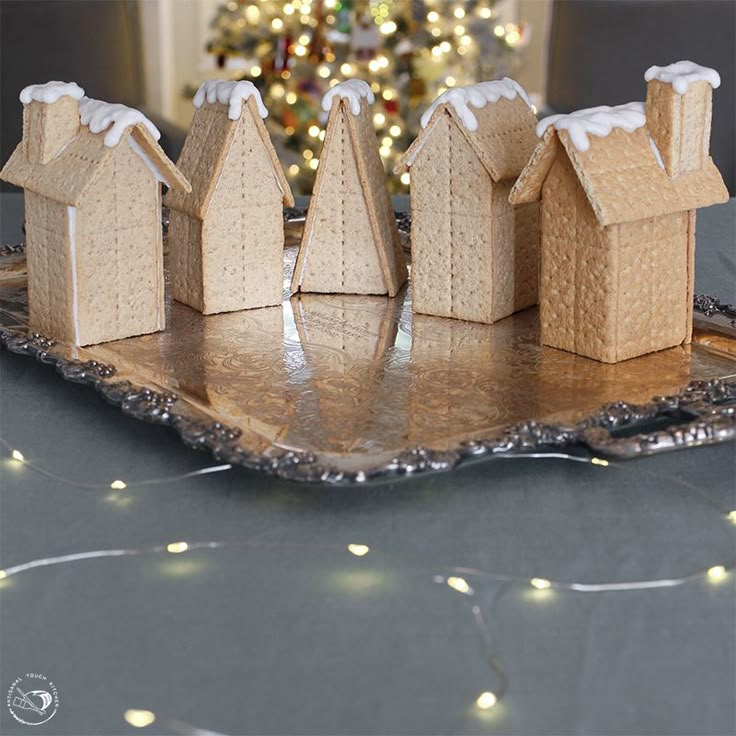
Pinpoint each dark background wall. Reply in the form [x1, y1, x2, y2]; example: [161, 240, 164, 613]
[546, 0, 735, 194]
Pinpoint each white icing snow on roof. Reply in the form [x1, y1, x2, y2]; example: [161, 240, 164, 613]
[193, 80, 268, 120]
[420, 78, 531, 131]
[321, 80, 374, 116]
[644, 60, 721, 95]
[536, 102, 646, 152]
[78, 97, 161, 148]
[20, 81, 85, 105]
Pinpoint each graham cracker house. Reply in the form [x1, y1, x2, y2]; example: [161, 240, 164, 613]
[0, 82, 190, 346]
[165, 80, 294, 315]
[291, 80, 408, 297]
[509, 61, 728, 363]
[395, 79, 540, 324]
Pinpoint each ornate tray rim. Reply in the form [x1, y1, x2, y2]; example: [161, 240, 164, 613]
[1, 213, 735, 484]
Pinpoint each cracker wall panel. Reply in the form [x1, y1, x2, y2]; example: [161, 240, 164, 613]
[679, 82, 710, 173]
[410, 118, 452, 318]
[615, 212, 688, 360]
[76, 142, 163, 344]
[348, 102, 406, 293]
[684, 211, 696, 343]
[540, 156, 577, 353]
[513, 201, 540, 312]
[298, 112, 349, 293]
[208, 114, 284, 211]
[25, 192, 76, 342]
[572, 178, 617, 363]
[169, 212, 205, 312]
[343, 190, 387, 294]
[449, 123, 493, 217]
[202, 201, 284, 312]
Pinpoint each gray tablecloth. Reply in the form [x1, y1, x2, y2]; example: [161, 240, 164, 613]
[1, 194, 734, 736]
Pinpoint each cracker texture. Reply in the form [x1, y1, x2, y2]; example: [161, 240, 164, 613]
[292, 98, 407, 296]
[403, 98, 539, 324]
[166, 96, 293, 314]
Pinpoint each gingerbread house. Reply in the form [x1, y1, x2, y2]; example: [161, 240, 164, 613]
[395, 79, 540, 324]
[165, 81, 294, 315]
[0, 82, 190, 346]
[509, 61, 728, 363]
[291, 80, 407, 297]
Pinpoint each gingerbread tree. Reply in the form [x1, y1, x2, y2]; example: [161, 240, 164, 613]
[291, 80, 407, 297]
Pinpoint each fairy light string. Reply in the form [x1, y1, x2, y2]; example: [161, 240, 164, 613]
[0, 436, 232, 490]
[3, 436, 734, 525]
[1, 439, 734, 721]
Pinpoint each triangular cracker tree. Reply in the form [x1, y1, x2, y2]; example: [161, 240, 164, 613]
[291, 80, 407, 297]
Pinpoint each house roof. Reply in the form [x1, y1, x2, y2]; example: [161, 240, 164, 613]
[164, 96, 294, 219]
[509, 124, 728, 226]
[0, 122, 190, 206]
[394, 94, 538, 182]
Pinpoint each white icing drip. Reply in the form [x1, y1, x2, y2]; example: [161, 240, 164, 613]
[321, 80, 374, 116]
[20, 81, 84, 105]
[78, 97, 160, 147]
[536, 102, 646, 152]
[647, 133, 665, 171]
[127, 136, 171, 187]
[644, 61, 721, 95]
[67, 206, 81, 345]
[193, 80, 268, 120]
[420, 78, 531, 131]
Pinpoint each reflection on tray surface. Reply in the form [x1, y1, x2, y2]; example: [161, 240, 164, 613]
[1, 241, 733, 466]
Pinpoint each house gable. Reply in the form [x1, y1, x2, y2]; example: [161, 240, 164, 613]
[165, 97, 294, 220]
[74, 138, 165, 344]
[208, 105, 284, 211]
[395, 95, 537, 182]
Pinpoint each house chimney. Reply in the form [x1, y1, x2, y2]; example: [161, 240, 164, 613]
[20, 82, 84, 164]
[644, 61, 720, 178]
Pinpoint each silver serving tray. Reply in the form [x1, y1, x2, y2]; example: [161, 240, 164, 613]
[1, 209, 735, 483]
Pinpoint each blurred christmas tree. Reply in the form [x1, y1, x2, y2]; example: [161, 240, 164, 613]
[204, 0, 530, 194]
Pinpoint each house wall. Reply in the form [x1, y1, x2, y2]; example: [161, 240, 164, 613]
[169, 210, 205, 312]
[614, 211, 690, 361]
[75, 138, 164, 345]
[24, 191, 77, 343]
[297, 109, 386, 295]
[540, 153, 618, 362]
[490, 181, 539, 321]
[410, 114, 495, 323]
[200, 115, 285, 312]
[540, 152, 690, 363]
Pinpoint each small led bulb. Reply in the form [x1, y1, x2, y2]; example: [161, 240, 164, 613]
[476, 691, 497, 709]
[707, 565, 727, 581]
[167, 542, 189, 554]
[530, 577, 551, 590]
[447, 576, 472, 594]
[348, 544, 370, 557]
[124, 709, 156, 727]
